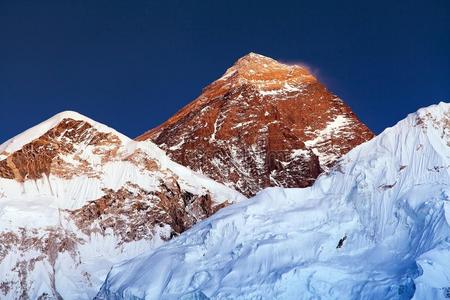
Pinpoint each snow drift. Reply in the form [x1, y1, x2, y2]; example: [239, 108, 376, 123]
[97, 102, 450, 299]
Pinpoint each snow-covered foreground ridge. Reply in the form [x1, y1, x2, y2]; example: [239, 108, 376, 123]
[0, 111, 245, 299]
[98, 102, 450, 300]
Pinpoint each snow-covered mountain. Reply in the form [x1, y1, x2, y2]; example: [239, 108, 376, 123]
[98, 102, 450, 299]
[137, 53, 373, 196]
[0, 111, 245, 299]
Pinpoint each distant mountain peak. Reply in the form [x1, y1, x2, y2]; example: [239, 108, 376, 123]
[138, 54, 373, 196]
[0, 110, 129, 158]
[0, 111, 245, 298]
[50, 110, 93, 121]
[232, 52, 280, 68]
[0, 111, 132, 181]
[219, 52, 316, 87]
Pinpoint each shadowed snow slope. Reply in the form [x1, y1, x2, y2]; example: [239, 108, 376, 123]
[97, 102, 450, 300]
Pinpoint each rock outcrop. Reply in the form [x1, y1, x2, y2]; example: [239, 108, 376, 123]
[0, 111, 244, 299]
[138, 53, 374, 196]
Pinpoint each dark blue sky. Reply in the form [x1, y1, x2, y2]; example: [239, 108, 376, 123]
[1, 0, 449, 142]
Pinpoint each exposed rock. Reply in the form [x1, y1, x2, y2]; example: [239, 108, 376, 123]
[138, 53, 374, 196]
[0, 111, 244, 299]
[0, 228, 81, 299]
[70, 180, 224, 244]
[0, 118, 122, 181]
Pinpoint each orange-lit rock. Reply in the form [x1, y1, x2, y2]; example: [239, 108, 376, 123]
[138, 53, 374, 196]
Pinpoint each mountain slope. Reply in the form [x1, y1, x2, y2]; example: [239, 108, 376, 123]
[0, 112, 245, 299]
[137, 53, 374, 196]
[99, 102, 450, 300]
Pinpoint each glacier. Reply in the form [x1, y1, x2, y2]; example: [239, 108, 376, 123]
[97, 102, 450, 299]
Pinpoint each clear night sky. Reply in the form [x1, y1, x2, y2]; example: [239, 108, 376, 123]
[1, 0, 449, 143]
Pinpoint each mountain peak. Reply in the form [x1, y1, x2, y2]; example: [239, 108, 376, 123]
[220, 53, 316, 85]
[382, 102, 450, 138]
[235, 52, 278, 65]
[0, 110, 131, 181]
[138, 54, 373, 196]
[0, 111, 129, 157]
[415, 101, 450, 123]
[410, 101, 450, 147]
[51, 110, 92, 121]
[0, 116, 245, 298]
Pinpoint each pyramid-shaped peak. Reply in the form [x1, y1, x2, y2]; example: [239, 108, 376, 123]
[139, 53, 374, 196]
[221, 52, 316, 84]
[235, 52, 278, 64]
[233, 52, 303, 69]
[51, 110, 95, 122]
[0, 110, 130, 156]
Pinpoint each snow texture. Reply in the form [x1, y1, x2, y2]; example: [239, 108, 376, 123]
[0, 112, 245, 299]
[98, 102, 450, 300]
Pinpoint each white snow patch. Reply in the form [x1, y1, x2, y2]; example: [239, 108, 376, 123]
[98, 102, 450, 300]
[290, 148, 309, 159]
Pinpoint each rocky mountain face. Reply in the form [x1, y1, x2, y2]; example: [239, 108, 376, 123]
[138, 53, 374, 196]
[0, 112, 244, 299]
[99, 102, 450, 300]
[0, 54, 376, 299]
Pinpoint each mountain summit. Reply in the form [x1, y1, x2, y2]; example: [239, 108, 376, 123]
[215, 52, 317, 86]
[0, 111, 244, 299]
[137, 53, 374, 196]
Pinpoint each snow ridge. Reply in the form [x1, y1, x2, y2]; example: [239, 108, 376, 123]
[0, 111, 130, 159]
[97, 102, 450, 300]
[0, 111, 245, 299]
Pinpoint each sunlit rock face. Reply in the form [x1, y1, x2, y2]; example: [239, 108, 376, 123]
[0, 111, 245, 299]
[138, 53, 374, 196]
